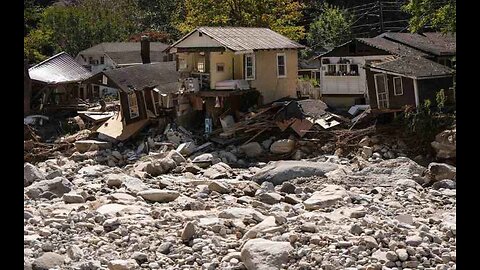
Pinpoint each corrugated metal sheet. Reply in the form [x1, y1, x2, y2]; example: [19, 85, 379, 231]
[28, 52, 92, 84]
[173, 27, 305, 52]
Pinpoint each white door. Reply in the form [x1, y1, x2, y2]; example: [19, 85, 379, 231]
[374, 74, 389, 109]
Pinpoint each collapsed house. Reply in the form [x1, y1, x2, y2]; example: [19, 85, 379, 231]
[28, 52, 93, 113]
[167, 27, 305, 104]
[85, 61, 182, 141]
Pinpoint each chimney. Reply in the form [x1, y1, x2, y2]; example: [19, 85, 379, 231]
[141, 35, 151, 64]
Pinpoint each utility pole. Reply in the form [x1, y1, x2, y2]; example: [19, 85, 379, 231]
[378, 1, 385, 33]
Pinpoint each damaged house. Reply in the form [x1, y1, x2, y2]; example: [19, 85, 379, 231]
[28, 52, 93, 113]
[85, 61, 181, 142]
[75, 40, 174, 98]
[167, 27, 305, 104]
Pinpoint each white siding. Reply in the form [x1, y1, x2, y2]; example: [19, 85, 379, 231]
[320, 55, 390, 95]
[174, 30, 223, 48]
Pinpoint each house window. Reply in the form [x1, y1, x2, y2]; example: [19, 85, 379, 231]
[338, 64, 348, 75]
[179, 58, 187, 70]
[326, 64, 336, 75]
[127, 92, 139, 119]
[349, 64, 359, 76]
[245, 54, 255, 80]
[100, 56, 105, 65]
[197, 57, 205, 72]
[216, 63, 225, 72]
[393, 77, 403, 96]
[88, 57, 94, 65]
[277, 53, 286, 78]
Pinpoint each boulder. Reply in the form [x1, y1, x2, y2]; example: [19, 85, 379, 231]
[432, 179, 456, 189]
[166, 150, 186, 165]
[270, 139, 295, 154]
[203, 162, 231, 179]
[62, 192, 85, 204]
[137, 189, 180, 203]
[208, 181, 231, 194]
[74, 140, 111, 153]
[303, 184, 349, 210]
[176, 142, 197, 156]
[26, 177, 73, 199]
[426, 162, 456, 182]
[431, 128, 456, 159]
[122, 176, 148, 195]
[181, 221, 196, 242]
[24, 163, 45, 187]
[144, 158, 177, 176]
[239, 142, 263, 158]
[257, 192, 283, 205]
[108, 259, 138, 270]
[192, 153, 214, 168]
[241, 239, 293, 270]
[32, 252, 65, 270]
[242, 216, 277, 240]
[252, 161, 338, 185]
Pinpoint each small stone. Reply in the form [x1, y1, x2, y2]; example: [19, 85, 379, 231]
[270, 139, 295, 154]
[300, 223, 317, 233]
[350, 224, 364, 235]
[32, 252, 65, 270]
[386, 251, 398, 262]
[108, 259, 138, 270]
[131, 252, 148, 264]
[396, 249, 409, 261]
[181, 221, 196, 242]
[405, 235, 423, 247]
[258, 192, 283, 205]
[137, 189, 180, 203]
[208, 181, 231, 194]
[62, 192, 85, 204]
[280, 182, 296, 194]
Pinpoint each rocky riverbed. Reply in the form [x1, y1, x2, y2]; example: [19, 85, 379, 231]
[24, 150, 456, 270]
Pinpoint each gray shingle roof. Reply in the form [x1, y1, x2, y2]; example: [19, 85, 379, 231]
[101, 61, 179, 93]
[356, 38, 428, 57]
[369, 56, 455, 79]
[29, 52, 92, 84]
[172, 27, 305, 52]
[378, 32, 456, 56]
[77, 42, 170, 65]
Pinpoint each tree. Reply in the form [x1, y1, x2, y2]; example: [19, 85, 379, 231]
[24, 0, 44, 36]
[403, 0, 456, 33]
[306, 3, 352, 52]
[136, 0, 183, 41]
[24, 0, 143, 64]
[177, 0, 305, 41]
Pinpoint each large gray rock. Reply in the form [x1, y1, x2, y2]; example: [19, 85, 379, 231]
[192, 153, 214, 168]
[137, 189, 180, 203]
[427, 162, 456, 181]
[144, 158, 177, 176]
[74, 140, 111, 153]
[32, 252, 65, 270]
[122, 176, 148, 195]
[108, 259, 138, 270]
[239, 142, 263, 158]
[24, 163, 45, 187]
[242, 216, 277, 240]
[303, 184, 349, 210]
[270, 139, 295, 154]
[26, 177, 73, 199]
[252, 161, 338, 185]
[166, 150, 186, 165]
[431, 128, 456, 159]
[62, 192, 85, 204]
[241, 239, 293, 270]
[203, 162, 231, 179]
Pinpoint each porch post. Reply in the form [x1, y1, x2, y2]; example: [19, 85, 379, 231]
[413, 78, 420, 108]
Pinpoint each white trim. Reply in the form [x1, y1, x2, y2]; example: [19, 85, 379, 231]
[393, 77, 403, 96]
[150, 90, 158, 116]
[413, 79, 420, 107]
[276, 53, 287, 78]
[374, 73, 389, 109]
[245, 54, 255, 80]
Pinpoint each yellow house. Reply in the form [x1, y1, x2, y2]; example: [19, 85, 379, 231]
[168, 27, 305, 104]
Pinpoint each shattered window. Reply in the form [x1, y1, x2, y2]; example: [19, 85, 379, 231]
[128, 92, 139, 119]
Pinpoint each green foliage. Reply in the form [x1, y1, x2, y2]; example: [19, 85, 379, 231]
[24, 28, 60, 63]
[403, 0, 456, 33]
[299, 76, 319, 87]
[24, 0, 44, 36]
[177, 0, 305, 41]
[136, 0, 183, 41]
[436, 89, 446, 112]
[24, 0, 143, 64]
[306, 3, 352, 52]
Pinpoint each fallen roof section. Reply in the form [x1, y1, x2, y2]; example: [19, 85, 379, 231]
[28, 52, 92, 84]
[367, 56, 455, 79]
[171, 27, 305, 52]
[89, 61, 180, 94]
[95, 112, 150, 142]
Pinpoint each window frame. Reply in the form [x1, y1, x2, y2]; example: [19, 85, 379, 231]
[127, 92, 139, 119]
[276, 53, 287, 78]
[216, 63, 225, 73]
[178, 57, 187, 70]
[393, 77, 404, 96]
[245, 54, 255, 80]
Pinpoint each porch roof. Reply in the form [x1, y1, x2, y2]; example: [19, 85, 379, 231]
[366, 56, 455, 79]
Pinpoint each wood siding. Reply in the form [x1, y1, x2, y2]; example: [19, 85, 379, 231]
[120, 91, 148, 125]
